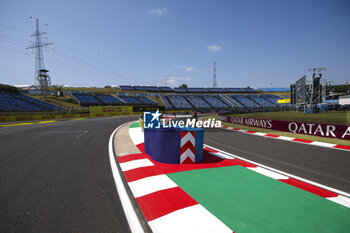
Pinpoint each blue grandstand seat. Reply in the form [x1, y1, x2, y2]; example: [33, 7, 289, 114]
[184, 94, 211, 108]
[0, 92, 63, 112]
[72, 93, 103, 105]
[231, 95, 259, 108]
[259, 88, 290, 92]
[200, 95, 230, 108]
[118, 96, 142, 105]
[11, 92, 64, 111]
[224, 88, 247, 92]
[245, 88, 258, 93]
[167, 94, 192, 109]
[136, 97, 156, 105]
[174, 88, 188, 93]
[206, 88, 227, 92]
[159, 94, 173, 109]
[223, 94, 244, 107]
[187, 88, 208, 93]
[134, 86, 160, 91]
[159, 87, 174, 92]
[262, 94, 290, 107]
[95, 94, 124, 105]
[119, 85, 135, 91]
[247, 95, 275, 107]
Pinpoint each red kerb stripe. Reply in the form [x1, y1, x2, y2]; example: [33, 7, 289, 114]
[123, 166, 163, 182]
[279, 178, 338, 198]
[117, 154, 147, 163]
[334, 144, 350, 151]
[246, 130, 256, 134]
[265, 134, 280, 138]
[136, 187, 198, 221]
[292, 138, 313, 143]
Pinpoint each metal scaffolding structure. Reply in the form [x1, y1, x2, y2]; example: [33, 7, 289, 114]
[26, 18, 53, 91]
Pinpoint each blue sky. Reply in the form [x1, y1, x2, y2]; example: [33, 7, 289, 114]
[0, 0, 349, 88]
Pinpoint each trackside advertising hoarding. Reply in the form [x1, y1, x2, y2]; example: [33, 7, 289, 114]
[219, 115, 350, 140]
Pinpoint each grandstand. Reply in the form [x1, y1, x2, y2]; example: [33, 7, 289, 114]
[72, 93, 103, 106]
[1, 84, 290, 113]
[0, 92, 64, 112]
[166, 94, 193, 109]
[95, 94, 124, 105]
[183, 94, 211, 109]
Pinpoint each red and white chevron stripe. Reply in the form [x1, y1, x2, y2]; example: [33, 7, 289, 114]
[180, 131, 196, 164]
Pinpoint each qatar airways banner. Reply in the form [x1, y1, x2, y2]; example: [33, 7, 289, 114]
[218, 115, 350, 140]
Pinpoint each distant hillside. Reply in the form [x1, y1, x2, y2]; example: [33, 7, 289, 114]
[0, 84, 18, 93]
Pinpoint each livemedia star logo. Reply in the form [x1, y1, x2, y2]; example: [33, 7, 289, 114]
[143, 110, 162, 129]
[143, 109, 222, 129]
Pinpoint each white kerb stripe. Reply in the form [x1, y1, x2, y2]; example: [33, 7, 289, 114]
[128, 175, 178, 198]
[119, 159, 154, 172]
[248, 167, 289, 180]
[254, 132, 266, 136]
[310, 141, 336, 148]
[129, 127, 144, 145]
[148, 204, 233, 233]
[327, 195, 350, 208]
[276, 136, 295, 141]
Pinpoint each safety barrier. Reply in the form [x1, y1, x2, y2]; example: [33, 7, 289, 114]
[144, 126, 204, 164]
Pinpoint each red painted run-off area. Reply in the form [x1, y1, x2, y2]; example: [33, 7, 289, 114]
[119, 144, 257, 183]
[136, 187, 198, 221]
[117, 139, 344, 232]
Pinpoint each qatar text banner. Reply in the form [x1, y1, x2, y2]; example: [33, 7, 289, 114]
[219, 115, 350, 140]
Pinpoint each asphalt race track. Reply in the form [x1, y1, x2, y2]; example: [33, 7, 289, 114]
[0, 116, 137, 233]
[1, 117, 349, 233]
[205, 128, 350, 193]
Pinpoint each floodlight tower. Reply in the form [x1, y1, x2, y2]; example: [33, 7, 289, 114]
[213, 61, 217, 88]
[26, 18, 53, 91]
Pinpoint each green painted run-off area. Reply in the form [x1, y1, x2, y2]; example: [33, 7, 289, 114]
[167, 166, 350, 233]
[129, 122, 140, 128]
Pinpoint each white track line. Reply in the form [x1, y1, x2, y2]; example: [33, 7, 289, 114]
[108, 123, 145, 233]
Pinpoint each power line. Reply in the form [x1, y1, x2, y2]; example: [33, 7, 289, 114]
[0, 21, 155, 85]
[0, 39, 27, 47]
[47, 38, 147, 81]
[0, 23, 30, 34]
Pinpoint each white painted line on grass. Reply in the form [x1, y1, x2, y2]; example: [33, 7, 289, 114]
[108, 123, 145, 233]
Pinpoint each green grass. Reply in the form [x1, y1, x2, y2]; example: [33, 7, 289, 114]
[203, 114, 350, 146]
